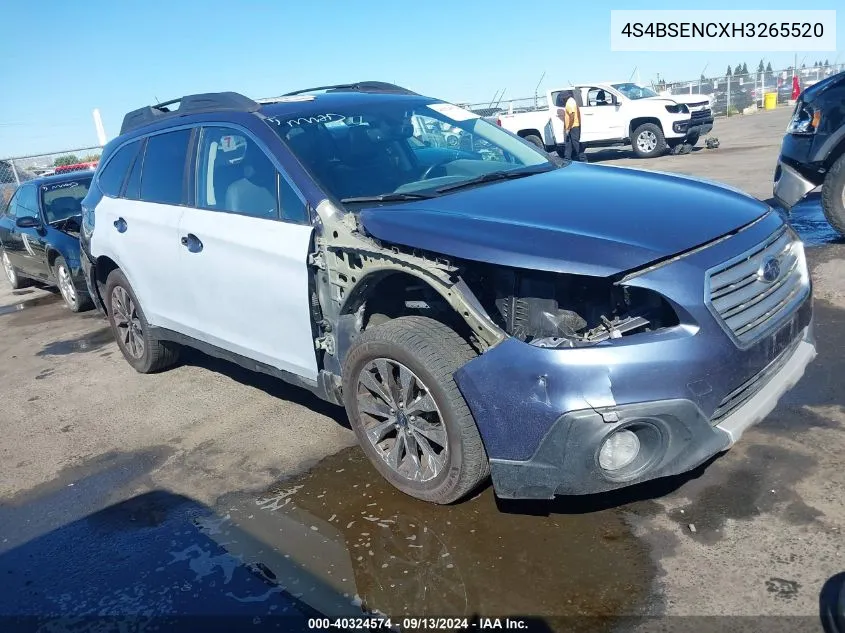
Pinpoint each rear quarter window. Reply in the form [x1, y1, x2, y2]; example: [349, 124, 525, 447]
[99, 141, 141, 197]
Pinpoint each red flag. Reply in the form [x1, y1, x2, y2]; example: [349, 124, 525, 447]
[791, 75, 801, 100]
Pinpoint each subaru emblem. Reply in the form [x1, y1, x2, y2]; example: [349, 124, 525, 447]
[759, 257, 781, 283]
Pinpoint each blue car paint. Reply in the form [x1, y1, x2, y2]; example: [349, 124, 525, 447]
[359, 163, 772, 277]
[454, 209, 806, 460]
[0, 173, 91, 294]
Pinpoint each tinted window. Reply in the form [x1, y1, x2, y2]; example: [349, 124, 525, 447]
[16, 185, 39, 219]
[141, 129, 191, 205]
[124, 140, 145, 201]
[196, 127, 278, 219]
[99, 141, 140, 197]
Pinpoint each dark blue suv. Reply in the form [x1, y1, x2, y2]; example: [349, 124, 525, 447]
[79, 82, 815, 504]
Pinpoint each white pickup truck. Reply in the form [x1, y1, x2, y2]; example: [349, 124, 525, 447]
[495, 82, 714, 159]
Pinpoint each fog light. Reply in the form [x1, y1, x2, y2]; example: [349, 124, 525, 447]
[598, 429, 640, 471]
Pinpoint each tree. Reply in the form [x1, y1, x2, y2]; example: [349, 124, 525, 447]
[700, 73, 706, 81]
[757, 60, 765, 73]
[742, 63, 749, 75]
[801, 63, 806, 68]
[825, 59, 830, 66]
[766, 62, 773, 72]
[53, 154, 80, 167]
[726, 65, 732, 77]
[80, 153, 101, 163]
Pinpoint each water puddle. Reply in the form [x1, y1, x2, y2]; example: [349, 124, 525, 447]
[212, 448, 655, 628]
[0, 294, 61, 316]
[787, 194, 844, 246]
[36, 327, 115, 356]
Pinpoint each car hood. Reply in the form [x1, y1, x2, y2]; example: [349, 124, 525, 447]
[358, 164, 770, 277]
[667, 93, 712, 107]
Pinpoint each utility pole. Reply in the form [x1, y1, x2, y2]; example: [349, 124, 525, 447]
[533, 71, 546, 109]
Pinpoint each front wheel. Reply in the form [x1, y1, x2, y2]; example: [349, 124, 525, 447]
[632, 123, 667, 158]
[342, 316, 489, 504]
[54, 255, 92, 312]
[822, 153, 845, 236]
[105, 269, 179, 373]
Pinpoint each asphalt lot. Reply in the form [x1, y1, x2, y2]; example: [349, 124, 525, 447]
[1, 106, 844, 631]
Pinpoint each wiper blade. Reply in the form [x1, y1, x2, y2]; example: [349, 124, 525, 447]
[435, 166, 552, 194]
[340, 192, 436, 203]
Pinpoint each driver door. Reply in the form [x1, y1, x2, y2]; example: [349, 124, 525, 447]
[579, 87, 625, 143]
[6, 184, 48, 279]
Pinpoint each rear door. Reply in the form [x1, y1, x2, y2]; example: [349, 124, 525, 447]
[92, 130, 192, 330]
[176, 124, 318, 380]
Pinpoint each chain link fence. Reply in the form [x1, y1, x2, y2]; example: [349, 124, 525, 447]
[0, 146, 102, 206]
[465, 64, 845, 119]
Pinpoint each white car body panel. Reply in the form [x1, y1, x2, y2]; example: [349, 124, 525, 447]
[175, 207, 319, 381]
[90, 196, 186, 330]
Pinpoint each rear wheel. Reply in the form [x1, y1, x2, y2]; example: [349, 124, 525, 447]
[523, 134, 544, 150]
[632, 123, 667, 159]
[2, 249, 26, 290]
[105, 269, 179, 373]
[342, 316, 489, 504]
[821, 153, 845, 236]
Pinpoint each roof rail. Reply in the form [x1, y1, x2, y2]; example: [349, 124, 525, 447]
[119, 92, 261, 135]
[282, 81, 418, 97]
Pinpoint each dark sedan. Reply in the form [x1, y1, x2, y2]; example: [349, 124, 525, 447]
[0, 173, 94, 311]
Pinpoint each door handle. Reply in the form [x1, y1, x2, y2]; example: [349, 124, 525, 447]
[113, 217, 127, 233]
[180, 233, 203, 253]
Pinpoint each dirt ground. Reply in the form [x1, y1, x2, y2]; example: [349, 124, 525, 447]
[1, 107, 843, 630]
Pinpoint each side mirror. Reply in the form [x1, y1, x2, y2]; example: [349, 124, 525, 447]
[15, 216, 40, 229]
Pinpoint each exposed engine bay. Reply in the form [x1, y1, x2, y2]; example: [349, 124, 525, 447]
[464, 265, 679, 348]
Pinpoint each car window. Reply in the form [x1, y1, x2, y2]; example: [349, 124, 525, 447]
[124, 140, 146, 201]
[196, 126, 278, 219]
[140, 129, 191, 206]
[16, 185, 39, 219]
[99, 141, 141, 197]
[4, 190, 19, 218]
[587, 88, 613, 106]
[279, 175, 308, 223]
[40, 178, 92, 223]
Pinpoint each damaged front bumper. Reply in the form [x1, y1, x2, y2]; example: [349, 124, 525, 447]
[773, 158, 818, 209]
[454, 296, 815, 500]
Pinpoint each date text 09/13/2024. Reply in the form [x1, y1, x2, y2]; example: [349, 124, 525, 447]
[307, 617, 529, 629]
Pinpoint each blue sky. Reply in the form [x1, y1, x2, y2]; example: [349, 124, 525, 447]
[0, 0, 841, 157]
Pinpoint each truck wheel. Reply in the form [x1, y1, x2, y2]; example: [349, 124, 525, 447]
[342, 316, 490, 504]
[54, 255, 92, 312]
[821, 153, 845, 236]
[105, 269, 180, 373]
[632, 123, 667, 159]
[523, 134, 544, 150]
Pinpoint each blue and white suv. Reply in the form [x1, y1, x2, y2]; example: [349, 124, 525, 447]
[80, 82, 816, 504]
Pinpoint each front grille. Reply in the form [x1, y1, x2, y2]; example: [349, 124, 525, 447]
[711, 336, 801, 423]
[690, 108, 712, 120]
[706, 227, 809, 346]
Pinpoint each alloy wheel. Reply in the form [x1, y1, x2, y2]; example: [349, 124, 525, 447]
[57, 264, 76, 307]
[637, 131, 657, 153]
[111, 285, 145, 359]
[356, 358, 448, 483]
[2, 252, 16, 286]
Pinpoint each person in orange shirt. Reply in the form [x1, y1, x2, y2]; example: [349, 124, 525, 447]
[556, 90, 585, 162]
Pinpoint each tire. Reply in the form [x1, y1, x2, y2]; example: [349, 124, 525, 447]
[342, 316, 489, 504]
[1, 248, 27, 290]
[686, 132, 701, 147]
[104, 268, 179, 373]
[631, 123, 667, 159]
[821, 153, 845, 236]
[53, 255, 92, 312]
[523, 134, 545, 150]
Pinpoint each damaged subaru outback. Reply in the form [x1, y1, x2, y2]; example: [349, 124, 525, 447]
[79, 82, 816, 504]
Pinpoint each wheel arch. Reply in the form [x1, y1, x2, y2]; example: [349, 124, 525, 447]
[630, 117, 663, 135]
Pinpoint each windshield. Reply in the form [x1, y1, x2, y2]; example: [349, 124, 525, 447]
[265, 98, 553, 203]
[611, 83, 659, 100]
[39, 177, 91, 223]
